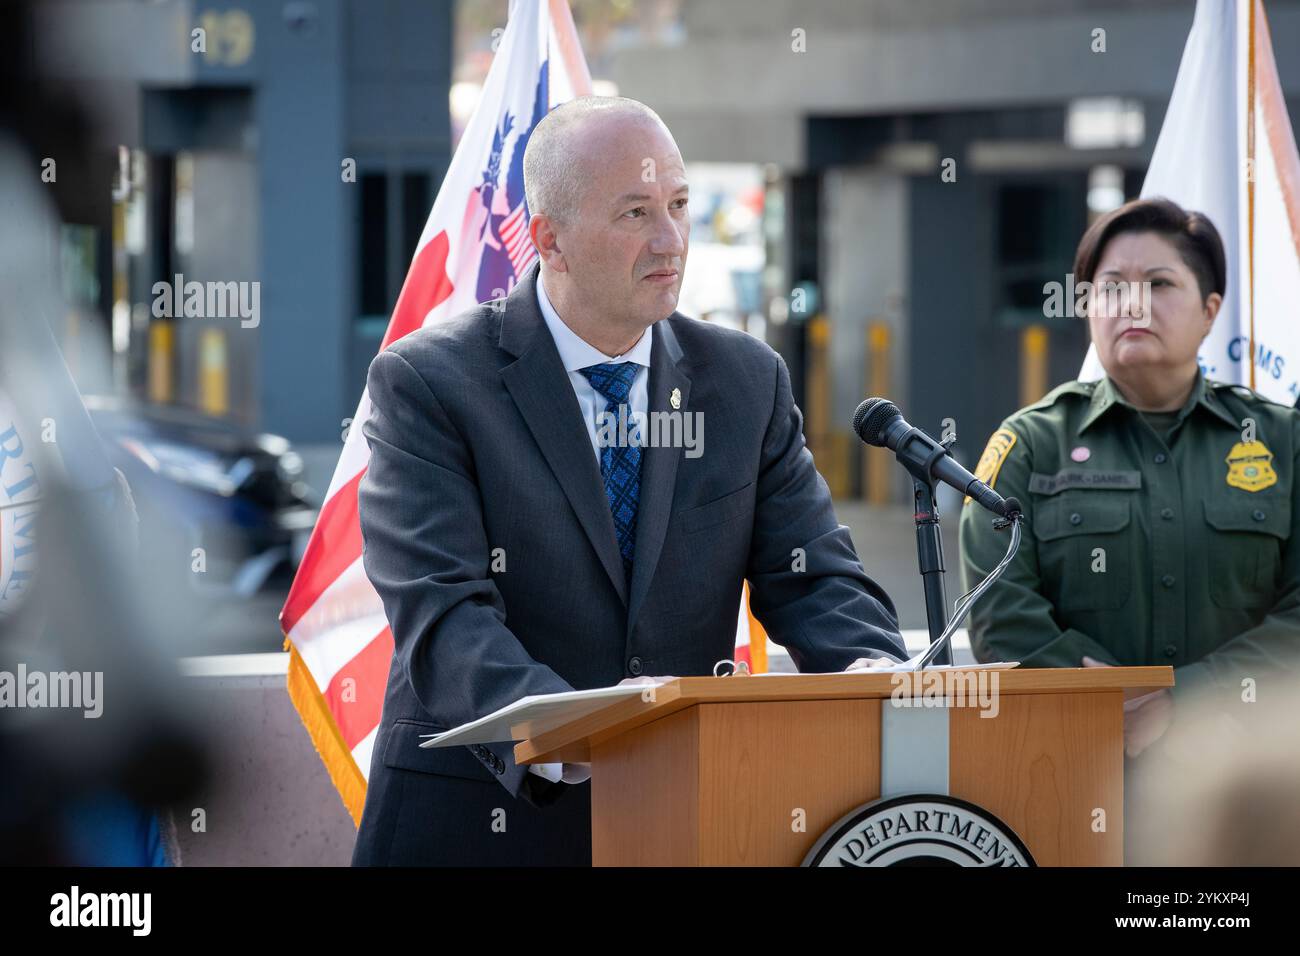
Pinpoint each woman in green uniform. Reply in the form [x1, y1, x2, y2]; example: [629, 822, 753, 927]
[959, 197, 1300, 758]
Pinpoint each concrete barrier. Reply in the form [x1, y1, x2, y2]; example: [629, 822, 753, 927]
[175, 654, 355, 866]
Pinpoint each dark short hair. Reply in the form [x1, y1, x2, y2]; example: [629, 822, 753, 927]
[1073, 197, 1227, 302]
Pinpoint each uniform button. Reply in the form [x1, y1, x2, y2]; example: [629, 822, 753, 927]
[1069, 512, 1083, 526]
[1154, 453, 1168, 464]
[1161, 574, 1176, 588]
[628, 656, 643, 676]
[1164, 644, 1178, 658]
[494, 758, 505, 774]
[1253, 509, 1266, 521]
[1160, 508, 1174, 520]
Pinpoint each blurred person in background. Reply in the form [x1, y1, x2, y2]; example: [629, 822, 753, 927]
[958, 198, 1300, 858]
[0, 0, 205, 865]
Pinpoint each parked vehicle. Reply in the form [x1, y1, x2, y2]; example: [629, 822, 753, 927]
[84, 395, 318, 603]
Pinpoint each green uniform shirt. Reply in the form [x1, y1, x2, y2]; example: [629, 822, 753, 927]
[958, 370, 1300, 706]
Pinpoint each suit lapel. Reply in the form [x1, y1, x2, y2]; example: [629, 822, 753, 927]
[627, 319, 692, 633]
[498, 267, 629, 605]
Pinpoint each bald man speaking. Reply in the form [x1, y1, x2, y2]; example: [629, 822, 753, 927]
[352, 97, 904, 866]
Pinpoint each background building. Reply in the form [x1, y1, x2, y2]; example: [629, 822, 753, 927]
[39, 0, 1300, 504]
[35, 0, 453, 443]
[25, 0, 1300, 642]
[608, 0, 1300, 498]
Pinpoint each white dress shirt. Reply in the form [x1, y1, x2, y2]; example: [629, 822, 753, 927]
[536, 273, 652, 465]
[525, 274, 652, 786]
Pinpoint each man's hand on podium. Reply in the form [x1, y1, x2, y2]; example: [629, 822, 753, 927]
[559, 763, 592, 784]
[529, 761, 592, 785]
[529, 676, 681, 787]
[843, 657, 898, 671]
[1083, 655, 1174, 758]
[533, 677, 680, 786]
[618, 675, 679, 685]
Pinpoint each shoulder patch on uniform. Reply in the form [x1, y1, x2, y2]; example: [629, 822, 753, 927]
[966, 428, 1018, 505]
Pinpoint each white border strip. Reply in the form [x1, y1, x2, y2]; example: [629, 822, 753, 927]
[879, 702, 950, 797]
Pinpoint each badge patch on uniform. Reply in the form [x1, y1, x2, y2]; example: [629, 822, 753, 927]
[1225, 440, 1278, 491]
[966, 428, 1017, 505]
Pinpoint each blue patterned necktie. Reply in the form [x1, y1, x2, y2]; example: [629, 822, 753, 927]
[579, 362, 642, 585]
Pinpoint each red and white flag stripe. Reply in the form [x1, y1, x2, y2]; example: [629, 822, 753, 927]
[501, 202, 537, 277]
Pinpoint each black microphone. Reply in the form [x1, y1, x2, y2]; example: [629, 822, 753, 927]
[852, 398, 1019, 518]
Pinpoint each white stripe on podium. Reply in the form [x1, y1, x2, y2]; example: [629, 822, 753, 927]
[879, 702, 949, 797]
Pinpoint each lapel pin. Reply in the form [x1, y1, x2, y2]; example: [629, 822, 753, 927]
[670, 387, 681, 410]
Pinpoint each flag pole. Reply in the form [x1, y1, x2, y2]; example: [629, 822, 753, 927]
[549, 0, 594, 98]
[1247, 0, 1257, 389]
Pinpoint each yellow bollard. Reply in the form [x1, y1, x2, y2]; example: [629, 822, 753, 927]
[809, 315, 853, 498]
[199, 327, 229, 417]
[148, 321, 174, 404]
[1020, 325, 1049, 407]
[864, 322, 893, 505]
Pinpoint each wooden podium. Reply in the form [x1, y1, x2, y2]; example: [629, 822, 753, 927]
[512, 667, 1173, 866]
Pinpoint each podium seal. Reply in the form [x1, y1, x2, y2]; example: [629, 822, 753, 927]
[802, 794, 1035, 867]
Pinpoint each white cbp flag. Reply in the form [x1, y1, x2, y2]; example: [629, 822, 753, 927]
[1080, 0, 1300, 404]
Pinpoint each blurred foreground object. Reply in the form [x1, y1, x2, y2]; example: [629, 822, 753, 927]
[1127, 678, 1300, 866]
[0, 12, 206, 861]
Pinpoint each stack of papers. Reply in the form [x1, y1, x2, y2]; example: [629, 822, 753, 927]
[420, 681, 669, 748]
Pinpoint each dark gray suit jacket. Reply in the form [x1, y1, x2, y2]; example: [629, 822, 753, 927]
[352, 262, 903, 865]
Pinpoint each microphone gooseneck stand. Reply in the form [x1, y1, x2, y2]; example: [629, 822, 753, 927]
[908, 505, 1024, 671]
[902, 435, 957, 666]
[851, 396, 1023, 670]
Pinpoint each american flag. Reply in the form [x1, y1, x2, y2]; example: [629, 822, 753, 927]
[499, 201, 536, 278]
